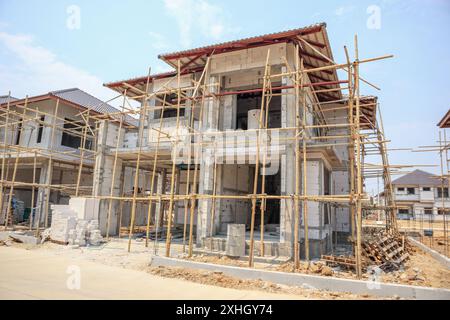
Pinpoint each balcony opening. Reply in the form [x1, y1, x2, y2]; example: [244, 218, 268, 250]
[61, 118, 93, 150]
[154, 93, 186, 119]
[407, 187, 415, 195]
[236, 90, 281, 131]
[438, 187, 449, 198]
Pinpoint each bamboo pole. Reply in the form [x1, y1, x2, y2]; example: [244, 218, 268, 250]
[43, 99, 60, 229]
[293, 45, 302, 268]
[0, 92, 12, 226]
[248, 49, 271, 267]
[209, 146, 218, 252]
[127, 68, 152, 252]
[354, 35, 363, 279]
[259, 50, 273, 258]
[439, 131, 449, 257]
[75, 111, 89, 196]
[188, 56, 212, 257]
[165, 60, 183, 257]
[4, 96, 28, 228]
[443, 130, 449, 257]
[146, 91, 168, 248]
[29, 150, 37, 230]
[106, 92, 127, 240]
[182, 84, 197, 253]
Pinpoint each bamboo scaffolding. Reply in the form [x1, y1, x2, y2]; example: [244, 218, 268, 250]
[0, 32, 399, 278]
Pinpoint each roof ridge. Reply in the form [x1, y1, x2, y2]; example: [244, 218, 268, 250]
[158, 22, 326, 59]
[50, 87, 78, 94]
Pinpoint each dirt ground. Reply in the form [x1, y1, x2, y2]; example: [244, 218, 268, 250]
[147, 265, 390, 300]
[0, 239, 390, 300]
[364, 219, 449, 238]
[1, 235, 448, 299]
[414, 236, 449, 257]
[184, 244, 450, 289]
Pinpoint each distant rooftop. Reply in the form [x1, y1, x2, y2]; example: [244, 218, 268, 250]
[0, 88, 138, 127]
[0, 95, 19, 105]
[391, 169, 445, 187]
[437, 109, 450, 128]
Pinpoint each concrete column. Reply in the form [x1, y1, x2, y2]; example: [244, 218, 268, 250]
[173, 167, 181, 224]
[222, 95, 237, 130]
[279, 66, 296, 256]
[197, 152, 216, 244]
[203, 75, 220, 130]
[93, 121, 124, 235]
[35, 159, 51, 227]
[155, 169, 167, 228]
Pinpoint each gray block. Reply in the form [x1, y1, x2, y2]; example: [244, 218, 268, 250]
[226, 224, 245, 257]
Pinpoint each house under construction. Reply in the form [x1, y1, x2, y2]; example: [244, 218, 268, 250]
[1, 23, 398, 277]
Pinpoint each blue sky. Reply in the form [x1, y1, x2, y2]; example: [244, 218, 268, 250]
[1, 0, 449, 194]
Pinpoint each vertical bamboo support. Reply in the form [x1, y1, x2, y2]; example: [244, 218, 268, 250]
[29, 150, 37, 230]
[4, 96, 28, 228]
[258, 57, 273, 258]
[249, 49, 270, 267]
[0, 92, 12, 227]
[182, 93, 195, 253]
[443, 130, 449, 257]
[43, 99, 60, 228]
[344, 46, 356, 249]
[188, 56, 212, 257]
[75, 111, 89, 197]
[301, 59, 310, 263]
[439, 131, 448, 256]
[209, 145, 218, 252]
[106, 92, 127, 240]
[165, 60, 182, 257]
[145, 91, 168, 248]
[377, 104, 397, 234]
[293, 45, 302, 268]
[128, 68, 152, 252]
[118, 171, 125, 238]
[354, 35, 363, 279]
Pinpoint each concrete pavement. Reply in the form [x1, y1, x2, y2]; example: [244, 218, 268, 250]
[0, 247, 298, 300]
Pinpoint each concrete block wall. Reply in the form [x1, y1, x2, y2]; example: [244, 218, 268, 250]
[332, 170, 351, 233]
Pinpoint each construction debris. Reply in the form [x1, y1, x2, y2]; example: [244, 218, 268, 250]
[362, 232, 409, 271]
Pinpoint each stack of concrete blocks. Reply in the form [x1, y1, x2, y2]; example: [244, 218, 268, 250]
[226, 224, 246, 257]
[50, 205, 78, 243]
[87, 220, 103, 245]
[50, 197, 103, 246]
[0, 198, 25, 224]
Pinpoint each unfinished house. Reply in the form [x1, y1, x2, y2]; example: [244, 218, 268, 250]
[95, 23, 396, 275]
[1, 23, 398, 277]
[0, 88, 136, 230]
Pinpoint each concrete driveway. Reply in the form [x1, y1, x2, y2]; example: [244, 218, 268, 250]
[0, 246, 298, 300]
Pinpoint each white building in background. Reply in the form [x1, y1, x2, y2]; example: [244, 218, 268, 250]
[390, 169, 449, 220]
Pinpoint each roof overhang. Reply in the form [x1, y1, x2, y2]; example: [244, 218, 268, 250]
[0, 93, 102, 116]
[438, 109, 450, 128]
[0, 93, 137, 128]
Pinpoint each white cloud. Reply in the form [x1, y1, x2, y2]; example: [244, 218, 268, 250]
[335, 5, 355, 16]
[148, 31, 169, 50]
[164, 0, 237, 48]
[0, 31, 118, 105]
